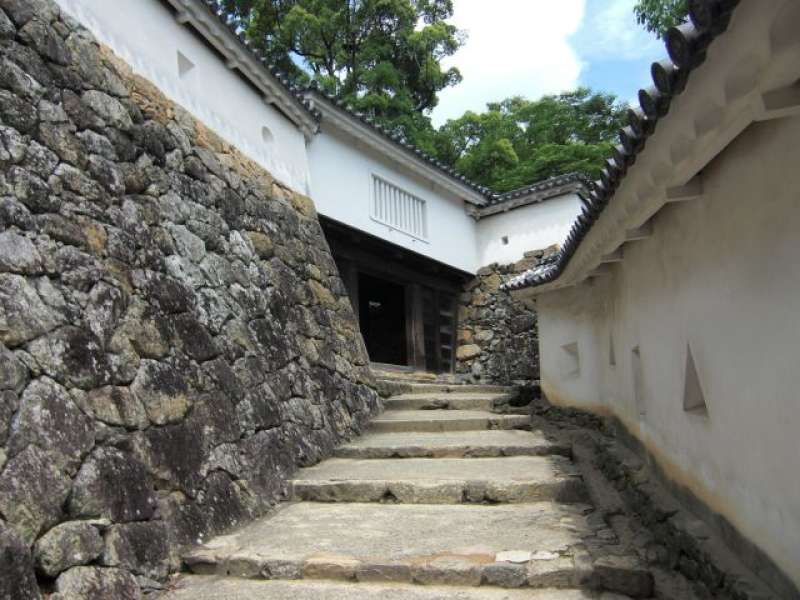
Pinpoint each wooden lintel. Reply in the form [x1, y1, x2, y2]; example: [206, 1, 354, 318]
[625, 221, 653, 241]
[601, 248, 624, 263]
[666, 176, 703, 203]
[757, 82, 800, 121]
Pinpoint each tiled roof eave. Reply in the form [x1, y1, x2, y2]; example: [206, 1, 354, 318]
[502, 0, 746, 294]
[168, 0, 321, 137]
[472, 174, 590, 219]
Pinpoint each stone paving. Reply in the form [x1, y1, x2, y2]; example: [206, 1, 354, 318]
[163, 384, 655, 599]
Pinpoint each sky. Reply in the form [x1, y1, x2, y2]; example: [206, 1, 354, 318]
[430, 0, 665, 126]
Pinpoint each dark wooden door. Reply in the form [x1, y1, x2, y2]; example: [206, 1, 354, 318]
[421, 287, 456, 373]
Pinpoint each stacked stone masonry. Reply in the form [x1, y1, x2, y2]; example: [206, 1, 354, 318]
[456, 247, 555, 385]
[0, 0, 380, 597]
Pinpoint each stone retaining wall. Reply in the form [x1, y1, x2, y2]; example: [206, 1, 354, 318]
[0, 1, 379, 597]
[455, 248, 554, 385]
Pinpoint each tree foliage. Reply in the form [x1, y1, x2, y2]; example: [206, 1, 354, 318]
[633, 0, 689, 37]
[433, 89, 627, 192]
[215, 0, 463, 142]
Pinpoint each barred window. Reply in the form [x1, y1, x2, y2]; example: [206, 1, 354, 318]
[371, 175, 428, 240]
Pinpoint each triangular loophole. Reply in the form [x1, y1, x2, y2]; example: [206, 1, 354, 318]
[683, 344, 708, 415]
[177, 51, 195, 78]
[560, 342, 580, 378]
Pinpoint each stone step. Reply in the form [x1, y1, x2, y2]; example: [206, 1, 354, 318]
[384, 393, 515, 412]
[183, 502, 653, 596]
[290, 456, 587, 504]
[380, 381, 516, 395]
[334, 430, 571, 459]
[370, 410, 529, 433]
[164, 576, 634, 599]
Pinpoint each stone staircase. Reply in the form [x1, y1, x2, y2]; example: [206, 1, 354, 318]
[162, 384, 655, 599]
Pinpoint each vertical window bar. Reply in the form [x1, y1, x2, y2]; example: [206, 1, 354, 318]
[374, 178, 380, 220]
[397, 188, 402, 231]
[402, 190, 408, 232]
[380, 180, 385, 221]
[389, 184, 394, 226]
[392, 188, 400, 226]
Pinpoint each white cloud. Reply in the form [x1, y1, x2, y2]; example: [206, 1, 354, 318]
[578, 0, 661, 61]
[431, 0, 586, 126]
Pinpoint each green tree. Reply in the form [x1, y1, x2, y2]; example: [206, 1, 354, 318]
[633, 0, 689, 37]
[215, 0, 463, 143]
[435, 89, 626, 192]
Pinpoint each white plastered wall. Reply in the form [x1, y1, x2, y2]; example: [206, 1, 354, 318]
[308, 125, 480, 274]
[54, 0, 312, 194]
[476, 193, 583, 266]
[536, 116, 800, 588]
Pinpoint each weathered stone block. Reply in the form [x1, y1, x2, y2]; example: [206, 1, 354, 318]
[70, 447, 155, 523]
[55, 566, 140, 600]
[0, 230, 42, 274]
[0, 273, 64, 347]
[246, 230, 274, 259]
[53, 247, 105, 291]
[143, 274, 194, 314]
[0, 89, 37, 133]
[131, 360, 190, 425]
[0, 0, 59, 27]
[0, 519, 41, 600]
[0, 8, 15, 39]
[38, 123, 86, 168]
[0, 390, 17, 445]
[53, 163, 105, 201]
[102, 522, 169, 580]
[167, 223, 206, 263]
[138, 421, 205, 494]
[27, 326, 111, 390]
[202, 471, 256, 534]
[82, 90, 133, 130]
[87, 154, 125, 195]
[34, 521, 104, 578]
[456, 344, 482, 361]
[589, 556, 655, 598]
[308, 279, 337, 308]
[76, 130, 117, 161]
[7, 166, 54, 210]
[0, 445, 71, 545]
[236, 385, 281, 434]
[82, 386, 148, 429]
[19, 17, 70, 66]
[0, 343, 27, 392]
[24, 140, 60, 180]
[475, 329, 495, 343]
[173, 314, 218, 362]
[8, 377, 94, 474]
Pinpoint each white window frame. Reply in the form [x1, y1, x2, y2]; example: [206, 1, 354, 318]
[370, 174, 429, 242]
